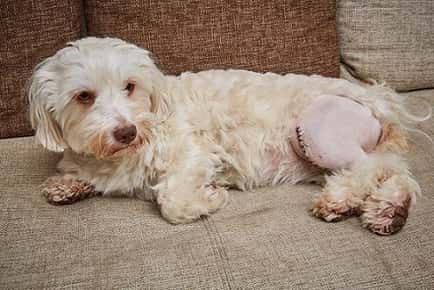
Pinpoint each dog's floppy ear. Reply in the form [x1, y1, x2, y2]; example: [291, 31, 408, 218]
[27, 57, 67, 152]
[143, 51, 170, 116]
[150, 91, 170, 116]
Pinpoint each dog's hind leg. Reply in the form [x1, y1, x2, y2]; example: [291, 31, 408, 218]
[312, 171, 366, 222]
[293, 94, 421, 234]
[358, 153, 419, 235]
[312, 153, 420, 235]
[41, 175, 99, 205]
[290, 94, 382, 170]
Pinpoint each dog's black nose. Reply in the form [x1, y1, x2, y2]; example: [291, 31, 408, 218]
[113, 124, 137, 144]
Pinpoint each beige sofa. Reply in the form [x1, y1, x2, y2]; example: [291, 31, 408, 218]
[1, 1, 433, 289]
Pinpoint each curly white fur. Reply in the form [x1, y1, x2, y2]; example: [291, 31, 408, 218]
[28, 37, 428, 234]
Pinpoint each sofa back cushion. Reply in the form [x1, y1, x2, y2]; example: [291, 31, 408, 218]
[1, 0, 340, 139]
[85, 0, 339, 77]
[0, 0, 82, 138]
[338, 0, 434, 92]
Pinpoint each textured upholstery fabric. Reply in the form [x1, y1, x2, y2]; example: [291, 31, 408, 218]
[0, 0, 82, 139]
[338, 0, 434, 92]
[85, 0, 340, 77]
[0, 91, 433, 289]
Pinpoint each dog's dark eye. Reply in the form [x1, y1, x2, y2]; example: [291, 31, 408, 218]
[125, 83, 135, 95]
[76, 91, 95, 105]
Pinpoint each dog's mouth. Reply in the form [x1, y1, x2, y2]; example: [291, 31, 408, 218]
[94, 136, 145, 160]
[111, 137, 144, 157]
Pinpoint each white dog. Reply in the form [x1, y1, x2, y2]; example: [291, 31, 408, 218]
[28, 37, 428, 235]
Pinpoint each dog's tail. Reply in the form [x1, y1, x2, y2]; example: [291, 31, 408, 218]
[351, 82, 433, 147]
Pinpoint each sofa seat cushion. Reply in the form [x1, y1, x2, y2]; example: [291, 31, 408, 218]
[0, 91, 433, 289]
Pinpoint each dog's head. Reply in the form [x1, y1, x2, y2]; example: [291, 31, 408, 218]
[28, 37, 167, 159]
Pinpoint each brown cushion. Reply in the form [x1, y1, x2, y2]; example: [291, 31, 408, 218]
[338, 0, 434, 92]
[85, 0, 339, 77]
[0, 0, 82, 139]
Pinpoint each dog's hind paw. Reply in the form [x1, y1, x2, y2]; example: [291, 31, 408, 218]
[312, 193, 362, 222]
[361, 173, 417, 235]
[361, 195, 411, 236]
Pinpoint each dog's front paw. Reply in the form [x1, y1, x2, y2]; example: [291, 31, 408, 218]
[158, 186, 229, 224]
[42, 176, 96, 205]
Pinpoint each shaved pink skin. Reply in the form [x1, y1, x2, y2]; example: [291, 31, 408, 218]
[290, 95, 382, 170]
